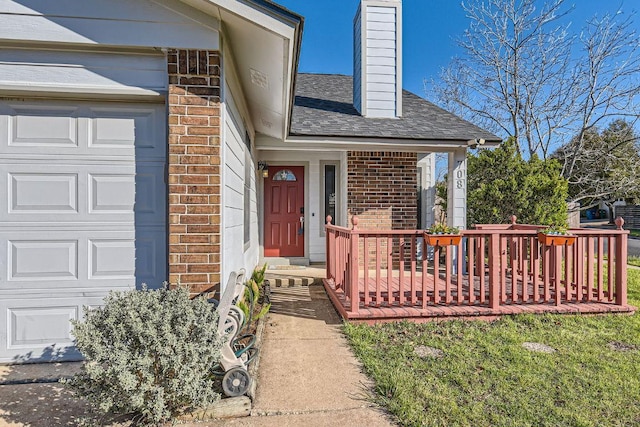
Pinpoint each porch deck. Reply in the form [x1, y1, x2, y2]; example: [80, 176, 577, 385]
[323, 273, 634, 322]
[324, 216, 636, 323]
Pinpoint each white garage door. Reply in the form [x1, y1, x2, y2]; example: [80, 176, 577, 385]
[0, 100, 167, 363]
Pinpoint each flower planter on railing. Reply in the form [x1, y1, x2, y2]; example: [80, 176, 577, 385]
[425, 233, 462, 247]
[536, 232, 576, 246]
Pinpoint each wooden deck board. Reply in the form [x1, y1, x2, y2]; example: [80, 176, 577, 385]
[323, 274, 636, 323]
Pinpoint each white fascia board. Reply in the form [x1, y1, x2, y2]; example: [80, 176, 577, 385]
[262, 135, 473, 153]
[0, 83, 165, 100]
[197, 0, 299, 39]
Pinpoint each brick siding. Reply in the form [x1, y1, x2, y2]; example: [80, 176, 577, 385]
[167, 49, 221, 294]
[347, 151, 418, 269]
[347, 151, 418, 230]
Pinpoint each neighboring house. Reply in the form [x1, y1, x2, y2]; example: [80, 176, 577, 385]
[0, 0, 499, 363]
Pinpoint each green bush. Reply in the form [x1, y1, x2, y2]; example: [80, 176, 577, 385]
[468, 138, 568, 227]
[65, 285, 222, 425]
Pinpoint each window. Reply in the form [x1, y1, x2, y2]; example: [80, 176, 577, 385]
[243, 132, 251, 247]
[324, 164, 336, 224]
[272, 169, 297, 181]
[417, 167, 423, 229]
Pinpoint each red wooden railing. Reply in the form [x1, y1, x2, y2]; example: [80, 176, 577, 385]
[325, 215, 629, 316]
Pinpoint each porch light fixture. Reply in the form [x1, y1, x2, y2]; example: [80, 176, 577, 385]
[258, 161, 269, 178]
[468, 138, 486, 149]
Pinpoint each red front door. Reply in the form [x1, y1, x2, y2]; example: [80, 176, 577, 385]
[264, 166, 304, 257]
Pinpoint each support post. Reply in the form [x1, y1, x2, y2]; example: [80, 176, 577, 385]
[447, 148, 467, 230]
[488, 232, 500, 309]
[350, 216, 360, 313]
[615, 217, 628, 306]
[448, 149, 467, 274]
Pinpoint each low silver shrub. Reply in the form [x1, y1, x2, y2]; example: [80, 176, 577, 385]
[65, 285, 222, 425]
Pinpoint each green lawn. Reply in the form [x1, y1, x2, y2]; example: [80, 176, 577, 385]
[344, 271, 640, 427]
[628, 256, 640, 268]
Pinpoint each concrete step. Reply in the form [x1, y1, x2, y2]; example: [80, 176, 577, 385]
[264, 274, 323, 288]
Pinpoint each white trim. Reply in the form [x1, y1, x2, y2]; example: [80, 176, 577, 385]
[220, 31, 256, 140]
[319, 161, 341, 235]
[258, 160, 309, 260]
[258, 134, 481, 152]
[220, 48, 227, 291]
[395, 0, 403, 117]
[207, 0, 299, 39]
[0, 84, 166, 100]
[360, 3, 368, 117]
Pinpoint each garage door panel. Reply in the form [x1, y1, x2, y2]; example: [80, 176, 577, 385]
[10, 173, 78, 213]
[0, 101, 166, 160]
[9, 240, 78, 281]
[7, 104, 79, 148]
[87, 105, 165, 160]
[89, 173, 136, 213]
[1, 163, 166, 224]
[90, 107, 159, 148]
[0, 295, 109, 363]
[8, 306, 78, 348]
[134, 228, 166, 289]
[89, 239, 136, 279]
[134, 163, 167, 224]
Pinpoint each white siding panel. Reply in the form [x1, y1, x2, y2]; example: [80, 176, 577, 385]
[366, 47, 395, 58]
[223, 79, 258, 287]
[366, 55, 396, 67]
[367, 99, 397, 110]
[368, 6, 396, 15]
[366, 29, 396, 41]
[0, 0, 214, 24]
[367, 21, 396, 32]
[366, 73, 395, 84]
[365, 108, 396, 118]
[367, 65, 396, 75]
[0, 49, 167, 94]
[367, 39, 396, 49]
[366, 82, 396, 93]
[0, 0, 219, 50]
[366, 11, 396, 23]
[367, 91, 396, 101]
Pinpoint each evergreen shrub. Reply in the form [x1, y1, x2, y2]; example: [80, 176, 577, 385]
[65, 285, 222, 425]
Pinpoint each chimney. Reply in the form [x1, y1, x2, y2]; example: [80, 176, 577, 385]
[353, 0, 402, 118]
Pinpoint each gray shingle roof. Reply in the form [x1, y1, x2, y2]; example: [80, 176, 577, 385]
[290, 73, 501, 143]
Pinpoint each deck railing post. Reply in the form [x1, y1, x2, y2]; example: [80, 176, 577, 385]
[349, 216, 360, 313]
[489, 232, 501, 309]
[615, 217, 628, 306]
[326, 216, 332, 281]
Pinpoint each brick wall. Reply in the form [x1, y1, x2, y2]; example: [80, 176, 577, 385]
[167, 49, 221, 294]
[347, 151, 418, 230]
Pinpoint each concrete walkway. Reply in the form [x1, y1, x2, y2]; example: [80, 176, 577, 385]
[0, 270, 394, 426]
[205, 278, 395, 426]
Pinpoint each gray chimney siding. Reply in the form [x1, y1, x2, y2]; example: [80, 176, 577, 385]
[354, 0, 402, 118]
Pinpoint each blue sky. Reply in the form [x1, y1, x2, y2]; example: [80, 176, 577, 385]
[276, 0, 640, 97]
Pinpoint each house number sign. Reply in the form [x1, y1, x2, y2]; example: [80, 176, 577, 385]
[455, 161, 465, 189]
